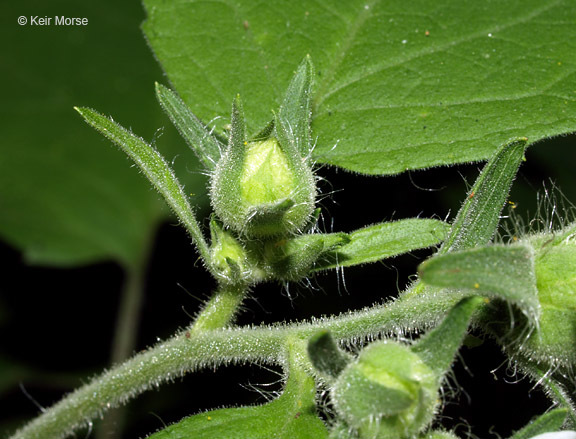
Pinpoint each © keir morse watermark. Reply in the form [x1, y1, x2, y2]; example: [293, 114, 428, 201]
[18, 16, 88, 26]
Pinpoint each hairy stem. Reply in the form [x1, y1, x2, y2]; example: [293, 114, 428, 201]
[95, 248, 150, 439]
[191, 283, 248, 332]
[9, 290, 461, 439]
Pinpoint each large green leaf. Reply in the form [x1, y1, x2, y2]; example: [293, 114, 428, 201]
[0, 0, 207, 267]
[142, 0, 576, 175]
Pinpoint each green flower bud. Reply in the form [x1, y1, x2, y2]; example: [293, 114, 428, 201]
[239, 137, 314, 235]
[209, 218, 253, 284]
[210, 61, 317, 239]
[210, 119, 316, 238]
[332, 342, 437, 438]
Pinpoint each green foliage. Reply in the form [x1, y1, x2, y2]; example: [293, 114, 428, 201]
[314, 219, 449, 271]
[142, 0, 576, 175]
[527, 223, 576, 367]
[307, 330, 352, 380]
[0, 0, 202, 268]
[489, 222, 576, 372]
[419, 245, 539, 323]
[508, 409, 568, 439]
[6, 1, 576, 439]
[439, 138, 528, 253]
[147, 343, 328, 439]
[155, 82, 224, 170]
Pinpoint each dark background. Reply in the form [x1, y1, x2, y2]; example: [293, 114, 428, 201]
[1, 1, 575, 438]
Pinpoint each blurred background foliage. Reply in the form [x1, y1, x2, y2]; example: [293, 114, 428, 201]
[0, 1, 575, 438]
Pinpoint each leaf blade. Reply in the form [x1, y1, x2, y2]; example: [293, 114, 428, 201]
[419, 244, 540, 322]
[142, 0, 576, 175]
[75, 107, 210, 262]
[313, 218, 449, 271]
[0, 0, 186, 268]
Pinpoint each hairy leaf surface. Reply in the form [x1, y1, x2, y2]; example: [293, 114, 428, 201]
[143, 0, 576, 175]
[314, 218, 449, 270]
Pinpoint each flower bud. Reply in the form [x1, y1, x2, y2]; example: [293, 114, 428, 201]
[210, 61, 317, 239]
[209, 218, 253, 284]
[331, 342, 437, 438]
[211, 134, 316, 238]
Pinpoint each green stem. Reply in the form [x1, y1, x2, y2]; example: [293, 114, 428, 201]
[95, 255, 149, 439]
[9, 291, 459, 439]
[191, 283, 248, 332]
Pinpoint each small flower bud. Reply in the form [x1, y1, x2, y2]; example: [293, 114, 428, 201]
[209, 218, 252, 284]
[211, 131, 316, 238]
[331, 342, 437, 438]
[210, 61, 317, 239]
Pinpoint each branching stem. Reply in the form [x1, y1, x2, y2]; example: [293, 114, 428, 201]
[8, 290, 461, 439]
[191, 282, 249, 332]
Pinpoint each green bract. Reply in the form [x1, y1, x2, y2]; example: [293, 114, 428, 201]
[518, 223, 576, 369]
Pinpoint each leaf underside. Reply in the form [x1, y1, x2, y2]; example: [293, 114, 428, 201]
[0, 1, 195, 267]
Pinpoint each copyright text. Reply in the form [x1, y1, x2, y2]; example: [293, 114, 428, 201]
[18, 16, 89, 26]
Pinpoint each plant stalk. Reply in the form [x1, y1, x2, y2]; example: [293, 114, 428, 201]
[94, 257, 149, 439]
[8, 290, 461, 439]
[191, 282, 248, 333]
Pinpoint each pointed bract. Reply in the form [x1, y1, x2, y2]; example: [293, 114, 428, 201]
[277, 55, 314, 158]
[440, 137, 528, 254]
[155, 83, 223, 170]
[74, 106, 210, 264]
[307, 330, 352, 380]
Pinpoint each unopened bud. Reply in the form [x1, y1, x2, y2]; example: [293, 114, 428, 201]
[211, 135, 316, 238]
[332, 342, 437, 438]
